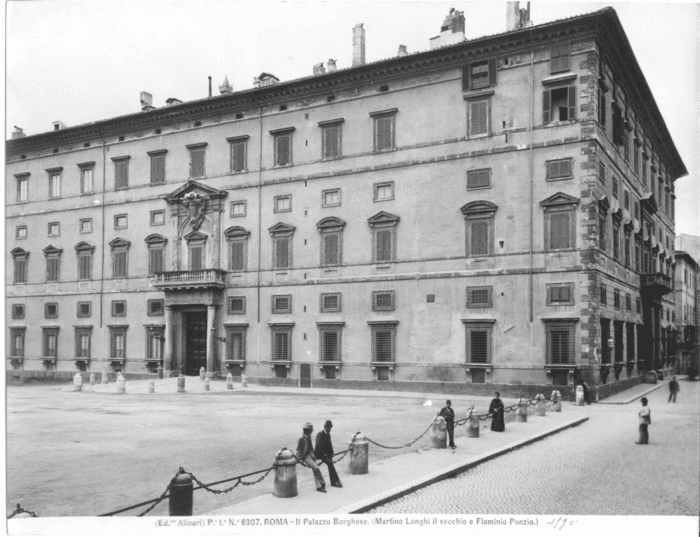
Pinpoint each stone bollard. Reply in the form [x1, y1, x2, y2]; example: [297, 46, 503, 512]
[515, 398, 528, 422]
[115, 373, 126, 394]
[73, 372, 83, 392]
[204, 378, 210, 392]
[575, 385, 585, 406]
[466, 409, 480, 438]
[169, 473, 193, 516]
[348, 433, 369, 475]
[199, 367, 206, 381]
[226, 373, 234, 390]
[431, 416, 448, 448]
[241, 374, 248, 388]
[273, 448, 298, 498]
[177, 375, 186, 394]
[148, 380, 155, 394]
[550, 390, 562, 412]
[535, 394, 546, 416]
[101, 371, 108, 385]
[157, 365, 164, 380]
[89, 373, 96, 386]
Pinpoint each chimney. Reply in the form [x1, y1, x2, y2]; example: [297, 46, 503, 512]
[257, 72, 279, 87]
[12, 126, 26, 139]
[313, 62, 326, 76]
[140, 91, 153, 111]
[53, 120, 67, 131]
[165, 97, 183, 106]
[429, 9, 465, 50]
[507, 2, 531, 31]
[352, 23, 365, 67]
[327, 59, 337, 73]
[219, 76, 233, 95]
[208, 76, 212, 98]
[397, 44, 408, 57]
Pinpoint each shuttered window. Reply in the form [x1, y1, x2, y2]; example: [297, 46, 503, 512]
[148, 247, 164, 275]
[274, 237, 290, 269]
[46, 256, 60, 282]
[150, 154, 166, 184]
[49, 173, 62, 198]
[374, 116, 394, 151]
[190, 148, 206, 177]
[114, 159, 129, 189]
[549, 285, 572, 303]
[275, 134, 292, 166]
[17, 176, 28, 202]
[14, 258, 27, 284]
[467, 169, 490, 189]
[10, 328, 25, 357]
[146, 329, 163, 361]
[81, 167, 94, 193]
[469, 100, 489, 136]
[226, 329, 246, 361]
[543, 86, 576, 123]
[322, 233, 340, 266]
[322, 125, 341, 159]
[550, 42, 570, 73]
[45, 303, 58, 318]
[110, 329, 126, 359]
[549, 212, 571, 250]
[462, 58, 497, 91]
[227, 140, 246, 172]
[111, 301, 126, 317]
[469, 219, 490, 256]
[43, 328, 59, 358]
[78, 253, 92, 280]
[75, 329, 92, 359]
[375, 229, 393, 262]
[190, 245, 203, 270]
[230, 240, 246, 271]
[113, 250, 128, 278]
[546, 159, 572, 180]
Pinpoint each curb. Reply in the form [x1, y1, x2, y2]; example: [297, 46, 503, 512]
[598, 376, 685, 405]
[333, 416, 589, 514]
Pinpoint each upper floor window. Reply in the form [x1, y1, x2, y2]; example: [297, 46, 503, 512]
[550, 42, 571, 74]
[187, 143, 207, 178]
[546, 159, 573, 181]
[320, 293, 342, 313]
[16, 173, 29, 202]
[319, 119, 343, 159]
[78, 162, 95, 194]
[624, 190, 630, 211]
[145, 234, 167, 275]
[227, 296, 246, 315]
[80, 218, 93, 233]
[462, 59, 497, 91]
[612, 177, 619, 199]
[541, 192, 579, 251]
[183, 231, 206, 271]
[467, 169, 491, 190]
[230, 201, 247, 217]
[461, 201, 497, 257]
[272, 294, 292, 314]
[12, 304, 25, 319]
[43, 245, 63, 282]
[317, 217, 345, 267]
[48, 222, 60, 236]
[543, 86, 575, 123]
[16, 226, 27, 240]
[322, 189, 341, 208]
[109, 238, 130, 279]
[47, 168, 62, 199]
[374, 182, 394, 202]
[467, 99, 490, 137]
[11, 248, 29, 284]
[270, 127, 294, 166]
[75, 241, 95, 281]
[227, 136, 248, 173]
[112, 157, 130, 190]
[547, 284, 574, 305]
[370, 109, 397, 152]
[148, 150, 167, 184]
[269, 223, 295, 270]
[150, 210, 165, 226]
[274, 195, 292, 213]
[372, 290, 396, 312]
[466, 286, 493, 308]
[224, 227, 250, 272]
[114, 214, 128, 230]
[368, 212, 399, 264]
[598, 162, 606, 185]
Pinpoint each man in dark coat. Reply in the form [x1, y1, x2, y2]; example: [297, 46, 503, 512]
[437, 400, 456, 448]
[296, 422, 326, 493]
[668, 376, 680, 403]
[315, 420, 342, 488]
[489, 392, 505, 432]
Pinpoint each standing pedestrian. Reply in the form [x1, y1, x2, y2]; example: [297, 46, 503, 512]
[296, 422, 326, 493]
[437, 400, 456, 449]
[489, 392, 505, 432]
[315, 420, 342, 488]
[668, 376, 680, 403]
[636, 397, 651, 445]
[581, 380, 591, 404]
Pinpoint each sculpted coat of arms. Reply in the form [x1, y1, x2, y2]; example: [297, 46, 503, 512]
[182, 192, 206, 230]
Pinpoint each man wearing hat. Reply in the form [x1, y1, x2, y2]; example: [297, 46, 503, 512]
[437, 400, 457, 449]
[315, 420, 342, 488]
[296, 422, 326, 493]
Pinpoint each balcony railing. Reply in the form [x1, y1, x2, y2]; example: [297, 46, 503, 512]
[152, 269, 227, 289]
[640, 272, 672, 297]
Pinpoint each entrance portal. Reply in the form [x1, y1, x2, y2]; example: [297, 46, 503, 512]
[185, 311, 207, 375]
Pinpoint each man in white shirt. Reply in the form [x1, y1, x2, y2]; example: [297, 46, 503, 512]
[636, 397, 651, 445]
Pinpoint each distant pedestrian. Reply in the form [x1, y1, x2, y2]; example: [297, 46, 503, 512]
[315, 420, 342, 488]
[668, 376, 680, 403]
[581, 380, 591, 404]
[437, 400, 456, 449]
[296, 422, 326, 493]
[636, 397, 651, 445]
[489, 392, 505, 432]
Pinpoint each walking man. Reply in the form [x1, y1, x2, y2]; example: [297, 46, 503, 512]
[668, 376, 680, 403]
[315, 420, 342, 488]
[437, 400, 456, 449]
[636, 397, 651, 445]
[296, 422, 326, 493]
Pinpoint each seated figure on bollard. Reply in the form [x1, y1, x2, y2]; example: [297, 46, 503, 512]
[315, 420, 342, 488]
[437, 400, 457, 449]
[489, 392, 505, 432]
[296, 422, 326, 493]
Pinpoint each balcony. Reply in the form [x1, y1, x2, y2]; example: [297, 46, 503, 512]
[152, 269, 227, 290]
[640, 272, 672, 298]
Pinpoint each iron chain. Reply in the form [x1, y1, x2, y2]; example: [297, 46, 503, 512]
[365, 419, 434, 450]
[135, 467, 186, 517]
[7, 504, 38, 519]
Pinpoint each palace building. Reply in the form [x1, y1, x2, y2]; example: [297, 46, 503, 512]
[6, 5, 687, 395]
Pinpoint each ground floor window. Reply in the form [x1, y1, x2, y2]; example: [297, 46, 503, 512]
[543, 320, 577, 365]
[371, 325, 396, 363]
[225, 325, 247, 362]
[470, 368, 486, 383]
[463, 321, 494, 363]
[109, 326, 128, 362]
[376, 367, 391, 381]
[10, 327, 25, 358]
[318, 324, 343, 362]
[324, 366, 337, 380]
[274, 365, 288, 378]
[75, 327, 92, 359]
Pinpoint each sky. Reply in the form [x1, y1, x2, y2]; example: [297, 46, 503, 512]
[5, 0, 699, 236]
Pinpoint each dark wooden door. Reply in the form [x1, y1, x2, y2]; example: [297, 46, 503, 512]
[185, 311, 207, 375]
[300, 363, 311, 388]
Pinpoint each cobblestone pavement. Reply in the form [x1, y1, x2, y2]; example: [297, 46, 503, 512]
[370, 380, 700, 516]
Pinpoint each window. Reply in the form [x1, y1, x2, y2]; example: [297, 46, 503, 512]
[322, 189, 341, 208]
[12, 248, 29, 284]
[80, 219, 93, 233]
[150, 211, 165, 226]
[227, 296, 246, 315]
[228, 136, 248, 172]
[270, 325, 293, 361]
[622, 127, 630, 163]
[109, 327, 127, 360]
[16, 174, 29, 202]
[374, 182, 394, 202]
[598, 162, 606, 185]
[547, 284, 573, 305]
[546, 209, 573, 250]
[612, 102, 623, 146]
[269, 223, 295, 269]
[77, 302, 92, 318]
[225, 326, 247, 362]
[109, 238, 130, 278]
[189, 241, 204, 271]
[112, 157, 129, 189]
[371, 110, 396, 152]
[642, 155, 648, 186]
[147, 299, 164, 316]
[43, 328, 59, 359]
[44, 245, 62, 282]
[626, 293, 632, 311]
[368, 212, 399, 263]
[550, 42, 570, 73]
[468, 99, 490, 136]
[10, 328, 25, 358]
[12, 304, 25, 319]
[370, 322, 397, 363]
[114, 214, 128, 230]
[317, 217, 345, 267]
[274, 195, 292, 213]
[543, 86, 575, 123]
[613, 289, 620, 310]
[48, 222, 60, 236]
[230, 201, 247, 217]
[464, 321, 493, 363]
[145, 234, 166, 275]
[16, 226, 27, 240]
[48, 169, 62, 199]
[467, 169, 491, 190]
[624, 230, 631, 267]
[271, 128, 294, 166]
[75, 327, 92, 359]
[465, 285, 493, 308]
[546, 159, 573, 181]
[600, 284, 607, 306]
[634, 201, 640, 221]
[148, 150, 167, 184]
[45, 302, 58, 318]
[463, 59, 497, 90]
[272, 294, 292, 314]
[319, 324, 343, 363]
[612, 221, 620, 260]
[598, 86, 606, 127]
[187, 143, 207, 178]
[599, 212, 607, 252]
[633, 141, 639, 175]
[612, 177, 619, 199]
[320, 120, 343, 159]
[544, 321, 575, 364]
[145, 326, 164, 362]
[462, 201, 497, 257]
[225, 226, 249, 272]
[636, 297, 641, 314]
[75, 242, 94, 280]
[372, 290, 396, 312]
[320, 293, 342, 313]
[112, 300, 126, 316]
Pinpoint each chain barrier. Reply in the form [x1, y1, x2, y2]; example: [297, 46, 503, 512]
[188, 466, 276, 495]
[365, 418, 435, 450]
[7, 504, 38, 519]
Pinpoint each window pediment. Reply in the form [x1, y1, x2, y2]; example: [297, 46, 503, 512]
[640, 192, 658, 215]
[611, 206, 622, 223]
[598, 195, 610, 213]
[144, 234, 168, 245]
[183, 230, 208, 242]
[460, 200, 498, 216]
[43, 244, 63, 256]
[108, 237, 131, 249]
[224, 226, 250, 239]
[367, 211, 399, 227]
[11, 247, 29, 258]
[269, 222, 296, 235]
[164, 179, 227, 205]
[74, 241, 96, 252]
[317, 217, 346, 231]
[540, 192, 579, 208]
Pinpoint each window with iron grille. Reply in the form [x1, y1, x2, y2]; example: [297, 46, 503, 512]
[77, 302, 91, 318]
[272, 295, 292, 314]
[48, 171, 62, 199]
[188, 145, 206, 178]
[468, 99, 489, 136]
[230, 201, 246, 217]
[45, 302, 58, 318]
[600, 284, 607, 306]
[320, 293, 341, 313]
[16, 174, 28, 202]
[75, 327, 92, 359]
[10, 327, 25, 357]
[464, 323, 492, 363]
[228, 296, 246, 315]
[145, 327, 164, 361]
[13, 251, 28, 284]
[466, 286, 492, 308]
[546, 208, 573, 250]
[544, 322, 575, 364]
[613, 289, 620, 309]
[598, 162, 606, 185]
[112, 157, 129, 189]
[43, 327, 59, 358]
[372, 113, 395, 152]
[109, 327, 127, 359]
[274, 132, 293, 166]
[319, 326, 342, 362]
[45, 252, 61, 282]
[546, 159, 573, 181]
[271, 327, 292, 361]
[322, 123, 342, 159]
[371, 325, 396, 362]
[550, 42, 570, 73]
[228, 137, 248, 172]
[12, 304, 25, 319]
[548, 284, 573, 305]
[147, 299, 164, 316]
[112, 300, 126, 317]
[372, 291, 395, 312]
[322, 189, 341, 208]
[543, 86, 576, 123]
[376, 367, 391, 381]
[225, 327, 247, 361]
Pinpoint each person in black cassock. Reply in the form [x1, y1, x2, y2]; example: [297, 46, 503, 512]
[315, 420, 342, 488]
[489, 392, 505, 432]
[437, 400, 456, 449]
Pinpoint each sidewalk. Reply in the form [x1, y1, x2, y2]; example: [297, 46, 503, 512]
[597, 376, 684, 405]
